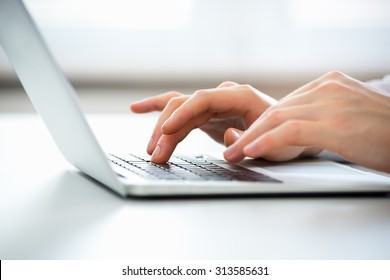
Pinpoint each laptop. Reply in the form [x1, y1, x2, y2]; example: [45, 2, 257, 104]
[1, 0, 389, 197]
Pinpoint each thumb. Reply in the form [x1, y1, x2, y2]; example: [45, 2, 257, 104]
[224, 128, 244, 147]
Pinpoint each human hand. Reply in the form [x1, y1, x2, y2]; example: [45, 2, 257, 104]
[130, 81, 277, 163]
[224, 71, 390, 173]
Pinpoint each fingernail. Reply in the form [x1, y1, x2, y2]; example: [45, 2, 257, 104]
[162, 115, 174, 133]
[223, 145, 237, 160]
[231, 129, 241, 141]
[151, 145, 161, 159]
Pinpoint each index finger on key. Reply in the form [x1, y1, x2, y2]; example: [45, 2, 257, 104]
[147, 96, 188, 154]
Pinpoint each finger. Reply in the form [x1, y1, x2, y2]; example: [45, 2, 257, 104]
[280, 71, 360, 103]
[282, 73, 390, 111]
[130, 91, 182, 113]
[200, 118, 245, 144]
[151, 134, 182, 163]
[243, 120, 327, 160]
[161, 89, 222, 135]
[147, 96, 188, 154]
[162, 86, 271, 135]
[223, 129, 260, 163]
[262, 104, 322, 125]
[224, 128, 244, 147]
[284, 71, 349, 98]
[276, 83, 343, 110]
[258, 81, 352, 127]
[151, 113, 215, 163]
[223, 104, 321, 162]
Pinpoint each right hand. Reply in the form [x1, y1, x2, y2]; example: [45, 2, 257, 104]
[224, 71, 390, 172]
[130, 81, 277, 163]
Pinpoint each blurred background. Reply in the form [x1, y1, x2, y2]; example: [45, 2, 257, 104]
[1, 0, 390, 113]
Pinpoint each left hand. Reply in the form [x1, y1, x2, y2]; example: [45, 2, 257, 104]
[130, 81, 277, 163]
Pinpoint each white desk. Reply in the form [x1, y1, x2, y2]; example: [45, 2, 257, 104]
[1, 113, 390, 259]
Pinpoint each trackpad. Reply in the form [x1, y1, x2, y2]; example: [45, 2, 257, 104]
[263, 163, 361, 175]
[248, 160, 365, 176]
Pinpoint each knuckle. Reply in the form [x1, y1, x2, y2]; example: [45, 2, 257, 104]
[218, 81, 238, 88]
[237, 84, 253, 91]
[166, 96, 185, 108]
[236, 84, 260, 100]
[324, 70, 345, 80]
[192, 89, 208, 98]
[166, 91, 182, 98]
[266, 109, 283, 123]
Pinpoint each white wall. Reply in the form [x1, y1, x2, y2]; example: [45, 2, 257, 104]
[1, 0, 390, 86]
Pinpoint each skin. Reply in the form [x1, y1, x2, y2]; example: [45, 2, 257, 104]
[131, 71, 390, 173]
[131, 81, 277, 160]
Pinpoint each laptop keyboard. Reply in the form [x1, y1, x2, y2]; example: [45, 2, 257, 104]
[108, 154, 280, 182]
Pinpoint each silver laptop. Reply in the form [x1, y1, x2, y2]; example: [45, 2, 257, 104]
[1, 0, 389, 197]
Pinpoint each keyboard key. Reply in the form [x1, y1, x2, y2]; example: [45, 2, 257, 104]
[108, 154, 280, 183]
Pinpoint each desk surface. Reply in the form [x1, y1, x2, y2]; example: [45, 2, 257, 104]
[1, 113, 390, 260]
